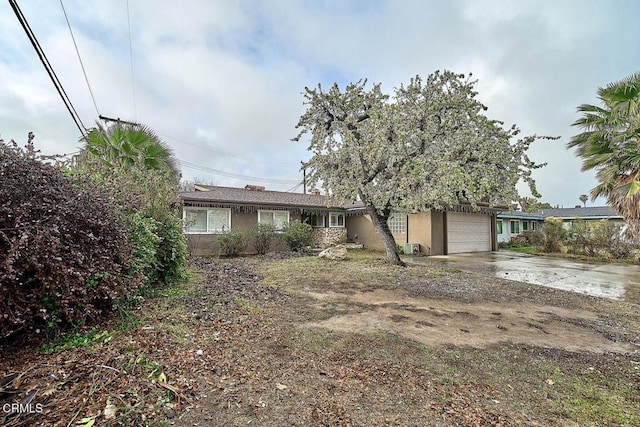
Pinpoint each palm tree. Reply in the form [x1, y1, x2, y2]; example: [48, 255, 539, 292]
[82, 121, 179, 180]
[568, 72, 640, 238]
[579, 194, 588, 207]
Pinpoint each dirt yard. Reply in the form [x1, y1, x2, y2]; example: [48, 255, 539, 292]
[1, 250, 639, 426]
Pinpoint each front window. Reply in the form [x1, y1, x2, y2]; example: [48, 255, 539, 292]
[496, 220, 503, 234]
[329, 212, 345, 228]
[531, 222, 537, 231]
[309, 214, 325, 228]
[184, 208, 230, 233]
[522, 221, 529, 231]
[510, 220, 520, 234]
[388, 214, 406, 234]
[258, 210, 289, 230]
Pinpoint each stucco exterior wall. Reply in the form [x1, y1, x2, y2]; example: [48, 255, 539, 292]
[346, 213, 433, 254]
[346, 215, 385, 250]
[407, 212, 432, 255]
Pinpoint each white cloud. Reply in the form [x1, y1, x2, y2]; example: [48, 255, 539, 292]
[0, 0, 638, 202]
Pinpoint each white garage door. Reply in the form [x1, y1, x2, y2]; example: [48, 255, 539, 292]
[447, 212, 491, 254]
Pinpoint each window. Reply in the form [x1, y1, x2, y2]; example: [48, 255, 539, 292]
[388, 214, 406, 234]
[258, 210, 289, 230]
[184, 208, 230, 233]
[309, 214, 325, 228]
[531, 221, 537, 231]
[496, 220, 503, 234]
[510, 220, 520, 234]
[329, 212, 345, 227]
[522, 221, 529, 231]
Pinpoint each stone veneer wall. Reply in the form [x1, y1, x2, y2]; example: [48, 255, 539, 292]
[311, 227, 347, 248]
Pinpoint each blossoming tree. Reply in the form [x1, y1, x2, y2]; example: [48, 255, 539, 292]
[294, 71, 552, 264]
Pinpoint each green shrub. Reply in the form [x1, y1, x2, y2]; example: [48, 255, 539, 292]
[218, 229, 249, 257]
[280, 220, 313, 251]
[521, 230, 544, 246]
[568, 219, 637, 259]
[126, 212, 161, 285]
[253, 223, 276, 255]
[540, 217, 567, 253]
[72, 154, 189, 287]
[509, 236, 528, 247]
[152, 212, 189, 284]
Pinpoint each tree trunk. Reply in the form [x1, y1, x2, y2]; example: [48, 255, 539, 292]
[364, 203, 405, 266]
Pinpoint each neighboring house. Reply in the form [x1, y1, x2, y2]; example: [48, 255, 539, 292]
[497, 206, 625, 243]
[180, 184, 503, 256]
[495, 211, 543, 243]
[539, 206, 624, 228]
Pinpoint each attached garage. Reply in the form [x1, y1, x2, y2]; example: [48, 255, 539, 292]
[447, 212, 492, 254]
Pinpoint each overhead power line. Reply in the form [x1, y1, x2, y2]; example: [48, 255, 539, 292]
[285, 181, 304, 193]
[9, 0, 87, 138]
[177, 159, 300, 185]
[59, 0, 99, 117]
[162, 132, 300, 168]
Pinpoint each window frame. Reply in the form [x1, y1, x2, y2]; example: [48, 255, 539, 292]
[258, 209, 290, 231]
[309, 214, 326, 228]
[531, 221, 537, 231]
[510, 220, 520, 234]
[183, 207, 231, 234]
[496, 219, 503, 234]
[329, 212, 345, 228]
[522, 221, 529, 231]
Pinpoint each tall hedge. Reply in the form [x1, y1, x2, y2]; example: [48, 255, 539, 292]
[72, 154, 189, 287]
[0, 140, 136, 340]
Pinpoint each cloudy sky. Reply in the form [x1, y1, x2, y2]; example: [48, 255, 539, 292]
[1, 0, 638, 207]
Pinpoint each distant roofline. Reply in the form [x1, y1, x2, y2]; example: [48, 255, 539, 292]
[498, 206, 623, 220]
[182, 185, 508, 213]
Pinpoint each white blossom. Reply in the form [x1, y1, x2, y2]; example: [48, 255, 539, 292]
[294, 71, 554, 264]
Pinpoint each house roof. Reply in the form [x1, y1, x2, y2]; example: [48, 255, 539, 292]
[498, 206, 623, 221]
[539, 206, 622, 219]
[181, 185, 506, 215]
[497, 211, 544, 220]
[180, 185, 345, 210]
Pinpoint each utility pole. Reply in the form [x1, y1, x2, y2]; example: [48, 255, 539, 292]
[301, 162, 306, 194]
[99, 115, 139, 126]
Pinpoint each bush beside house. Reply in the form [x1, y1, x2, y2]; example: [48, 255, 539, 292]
[1, 128, 189, 344]
[533, 217, 639, 261]
[0, 140, 137, 340]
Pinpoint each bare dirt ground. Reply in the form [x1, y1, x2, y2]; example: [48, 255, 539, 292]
[306, 288, 633, 353]
[1, 250, 639, 426]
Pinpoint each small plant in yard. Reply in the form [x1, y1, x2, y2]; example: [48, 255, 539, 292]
[39, 328, 113, 354]
[522, 230, 544, 246]
[252, 222, 276, 255]
[280, 220, 313, 251]
[540, 217, 567, 253]
[217, 229, 249, 257]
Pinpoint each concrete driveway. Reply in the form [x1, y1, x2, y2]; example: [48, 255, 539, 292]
[410, 251, 640, 302]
